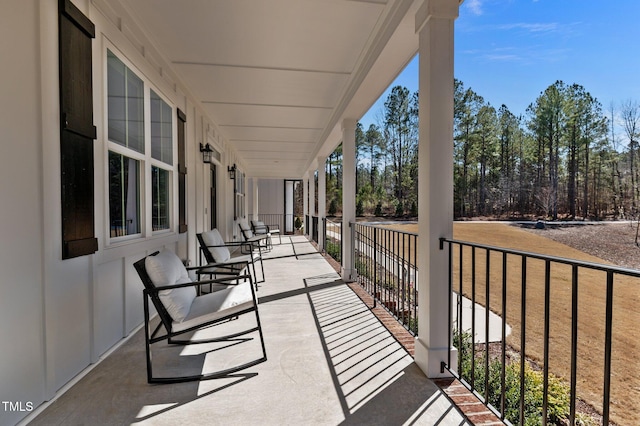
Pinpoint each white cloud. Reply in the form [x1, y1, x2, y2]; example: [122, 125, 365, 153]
[476, 46, 569, 65]
[466, 0, 483, 16]
[484, 53, 521, 62]
[497, 22, 560, 33]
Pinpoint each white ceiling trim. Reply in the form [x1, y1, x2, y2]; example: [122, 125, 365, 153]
[172, 61, 353, 76]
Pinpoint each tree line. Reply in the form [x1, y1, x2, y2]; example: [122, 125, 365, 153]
[325, 80, 640, 221]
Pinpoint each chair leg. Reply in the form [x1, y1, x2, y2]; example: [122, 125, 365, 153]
[256, 244, 265, 284]
[250, 257, 265, 286]
[143, 296, 155, 384]
[254, 298, 267, 361]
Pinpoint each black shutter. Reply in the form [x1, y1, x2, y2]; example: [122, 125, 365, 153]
[177, 109, 188, 233]
[59, 0, 98, 259]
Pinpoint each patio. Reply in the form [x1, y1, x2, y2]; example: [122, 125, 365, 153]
[28, 237, 471, 426]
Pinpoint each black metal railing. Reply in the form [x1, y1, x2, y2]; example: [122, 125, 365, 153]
[439, 237, 640, 426]
[311, 216, 319, 242]
[353, 223, 418, 335]
[324, 218, 342, 262]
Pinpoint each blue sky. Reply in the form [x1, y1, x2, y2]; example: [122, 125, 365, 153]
[360, 0, 640, 130]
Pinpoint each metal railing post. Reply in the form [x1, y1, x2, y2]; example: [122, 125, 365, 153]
[373, 226, 377, 308]
[349, 221, 356, 281]
[321, 217, 326, 253]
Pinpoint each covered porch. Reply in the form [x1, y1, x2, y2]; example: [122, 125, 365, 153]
[28, 237, 473, 425]
[1, 1, 464, 425]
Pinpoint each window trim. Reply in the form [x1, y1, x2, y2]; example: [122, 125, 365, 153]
[104, 44, 178, 245]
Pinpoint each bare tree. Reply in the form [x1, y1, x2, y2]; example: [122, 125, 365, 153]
[535, 185, 557, 219]
[621, 100, 640, 213]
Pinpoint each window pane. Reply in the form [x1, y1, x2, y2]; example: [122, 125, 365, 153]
[152, 166, 170, 231]
[107, 51, 125, 144]
[127, 71, 144, 152]
[109, 151, 140, 237]
[151, 90, 173, 165]
[107, 50, 144, 153]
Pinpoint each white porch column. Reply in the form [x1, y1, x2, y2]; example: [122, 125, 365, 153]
[414, 0, 460, 378]
[341, 119, 357, 281]
[309, 168, 316, 240]
[317, 155, 327, 251]
[285, 180, 295, 233]
[303, 172, 309, 236]
[252, 177, 259, 221]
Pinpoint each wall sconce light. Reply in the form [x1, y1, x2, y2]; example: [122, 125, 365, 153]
[228, 163, 237, 180]
[199, 143, 213, 164]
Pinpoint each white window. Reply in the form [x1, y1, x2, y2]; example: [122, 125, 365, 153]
[107, 49, 175, 239]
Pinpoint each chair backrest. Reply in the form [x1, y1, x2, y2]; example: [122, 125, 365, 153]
[196, 233, 216, 264]
[133, 252, 176, 331]
[134, 249, 198, 326]
[251, 220, 267, 233]
[198, 229, 231, 263]
[238, 221, 254, 239]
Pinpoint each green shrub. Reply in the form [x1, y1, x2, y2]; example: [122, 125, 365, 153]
[455, 331, 570, 425]
[328, 198, 338, 216]
[410, 200, 418, 216]
[356, 198, 364, 216]
[326, 239, 341, 262]
[374, 202, 383, 216]
[395, 201, 404, 216]
[406, 316, 418, 334]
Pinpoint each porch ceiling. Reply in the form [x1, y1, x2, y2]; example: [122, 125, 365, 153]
[117, 0, 421, 178]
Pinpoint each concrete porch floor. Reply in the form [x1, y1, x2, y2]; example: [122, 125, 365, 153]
[28, 236, 473, 426]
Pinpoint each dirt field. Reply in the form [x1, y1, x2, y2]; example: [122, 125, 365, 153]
[381, 221, 640, 425]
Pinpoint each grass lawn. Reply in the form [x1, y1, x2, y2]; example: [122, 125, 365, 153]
[382, 222, 640, 425]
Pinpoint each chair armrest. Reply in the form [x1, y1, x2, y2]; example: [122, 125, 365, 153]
[144, 274, 252, 295]
[195, 274, 252, 287]
[202, 241, 245, 248]
[187, 259, 249, 270]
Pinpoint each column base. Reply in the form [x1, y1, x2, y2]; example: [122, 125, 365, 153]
[414, 337, 458, 379]
[341, 267, 357, 283]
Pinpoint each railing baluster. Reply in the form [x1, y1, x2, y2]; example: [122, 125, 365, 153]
[413, 233, 417, 333]
[542, 259, 551, 426]
[471, 246, 476, 390]
[373, 226, 377, 308]
[603, 270, 614, 425]
[570, 264, 578, 426]
[501, 251, 507, 419]
[396, 230, 400, 320]
[459, 243, 464, 375]
[520, 254, 527, 426]
[447, 239, 453, 371]
[485, 248, 490, 401]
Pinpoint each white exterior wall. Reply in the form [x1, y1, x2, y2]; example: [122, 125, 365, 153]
[0, 2, 245, 425]
[257, 179, 285, 215]
[0, 3, 46, 425]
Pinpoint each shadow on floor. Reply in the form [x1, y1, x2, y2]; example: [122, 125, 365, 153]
[304, 275, 469, 425]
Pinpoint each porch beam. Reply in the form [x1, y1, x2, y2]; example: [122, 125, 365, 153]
[414, 0, 460, 378]
[341, 119, 357, 281]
